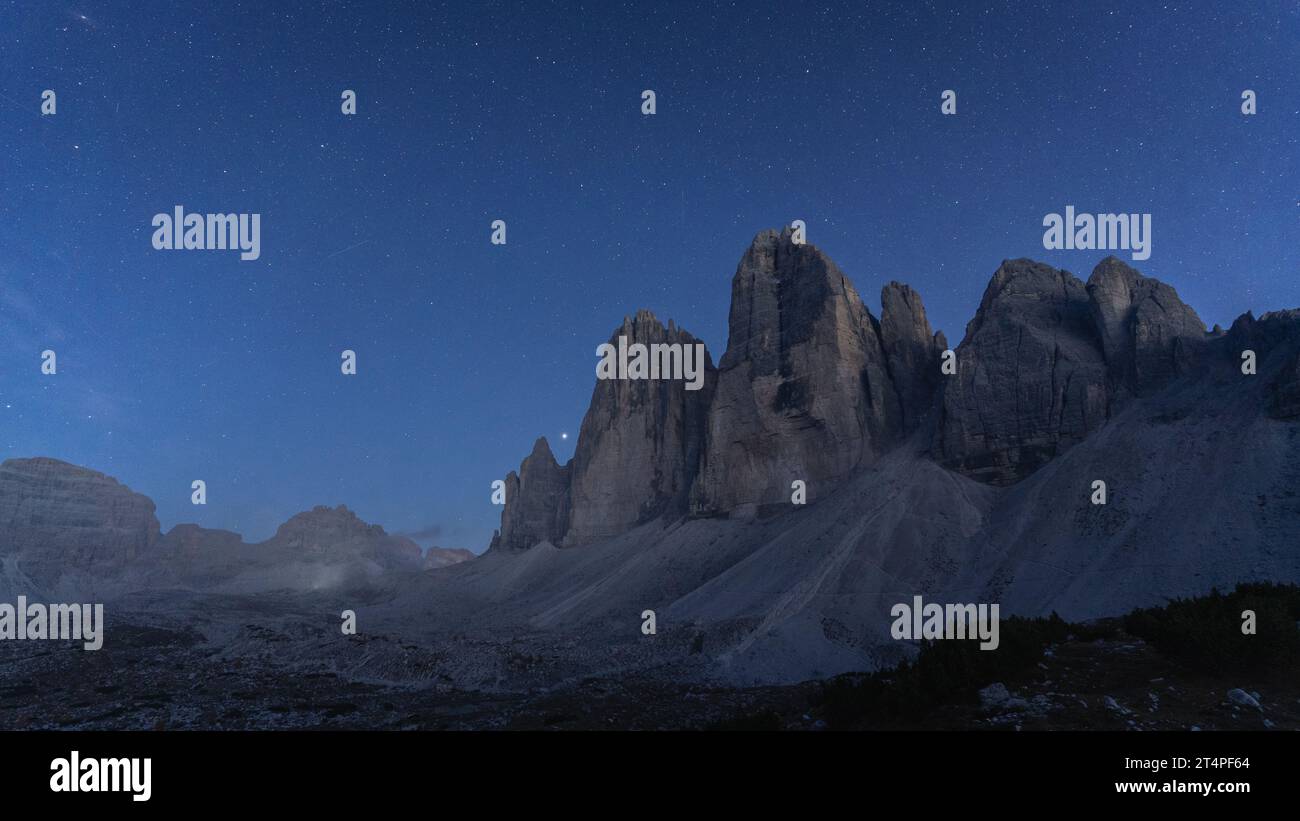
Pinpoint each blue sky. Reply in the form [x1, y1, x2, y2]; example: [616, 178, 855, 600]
[2, 0, 1297, 550]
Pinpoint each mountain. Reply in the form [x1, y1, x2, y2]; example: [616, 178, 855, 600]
[459, 231, 1299, 683]
[490, 310, 715, 549]
[488, 238, 1221, 533]
[0, 457, 161, 598]
[489, 437, 570, 551]
[488, 229, 946, 533]
[934, 258, 1113, 484]
[155, 504, 422, 592]
[269, 504, 421, 570]
[423, 545, 475, 569]
[567, 310, 715, 544]
[879, 280, 948, 433]
[3, 229, 1298, 689]
[1087, 256, 1207, 396]
[692, 228, 900, 513]
[0, 463, 424, 596]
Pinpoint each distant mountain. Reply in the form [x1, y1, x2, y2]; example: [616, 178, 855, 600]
[423, 545, 475, 570]
[0, 457, 160, 599]
[0, 461, 423, 596]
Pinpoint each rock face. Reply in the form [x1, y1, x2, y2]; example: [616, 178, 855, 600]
[423, 546, 475, 570]
[489, 240, 1229, 536]
[266, 504, 422, 570]
[0, 458, 452, 593]
[490, 437, 571, 551]
[1225, 309, 1300, 420]
[158, 523, 244, 554]
[1271, 349, 1300, 420]
[150, 524, 249, 588]
[1086, 256, 1206, 394]
[0, 457, 161, 592]
[692, 228, 901, 512]
[150, 506, 425, 592]
[564, 310, 715, 545]
[935, 259, 1110, 485]
[879, 281, 948, 432]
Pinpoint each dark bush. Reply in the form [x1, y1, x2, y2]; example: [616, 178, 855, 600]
[705, 709, 783, 731]
[1123, 583, 1300, 676]
[818, 613, 1080, 729]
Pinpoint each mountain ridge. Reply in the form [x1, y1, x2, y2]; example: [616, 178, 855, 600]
[493, 233, 1268, 542]
[3, 232, 1298, 685]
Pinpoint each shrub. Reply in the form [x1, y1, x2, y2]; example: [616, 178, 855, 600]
[1122, 582, 1300, 676]
[818, 613, 1080, 729]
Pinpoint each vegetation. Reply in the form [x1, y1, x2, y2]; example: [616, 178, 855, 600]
[713, 584, 1300, 730]
[1123, 582, 1300, 675]
[817, 614, 1108, 729]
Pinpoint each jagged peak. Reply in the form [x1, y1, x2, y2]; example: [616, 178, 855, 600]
[740, 226, 834, 269]
[980, 258, 1083, 309]
[626, 307, 661, 326]
[879, 281, 939, 350]
[882, 279, 920, 294]
[747, 225, 794, 246]
[880, 281, 930, 322]
[1089, 254, 1139, 281]
[1258, 308, 1300, 324]
[988, 257, 1077, 290]
[616, 308, 664, 337]
[528, 436, 558, 465]
[610, 308, 707, 349]
[1088, 257, 1201, 320]
[722, 227, 872, 372]
[962, 258, 1084, 343]
[1226, 307, 1300, 351]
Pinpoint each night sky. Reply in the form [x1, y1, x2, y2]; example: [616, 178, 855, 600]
[2, 1, 1297, 552]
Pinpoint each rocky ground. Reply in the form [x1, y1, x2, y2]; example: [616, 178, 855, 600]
[869, 630, 1297, 732]
[1, 613, 1293, 731]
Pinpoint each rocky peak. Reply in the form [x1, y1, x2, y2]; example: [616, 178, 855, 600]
[969, 258, 1089, 336]
[1226, 309, 1300, 420]
[491, 436, 571, 551]
[269, 504, 420, 568]
[1226, 309, 1300, 355]
[692, 229, 901, 512]
[563, 311, 715, 545]
[935, 259, 1110, 485]
[880, 281, 947, 432]
[1086, 256, 1206, 394]
[273, 504, 387, 544]
[491, 235, 1241, 544]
